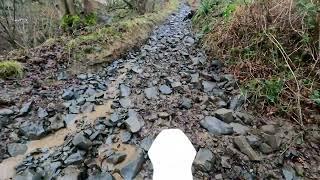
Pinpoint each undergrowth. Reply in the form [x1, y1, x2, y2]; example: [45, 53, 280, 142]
[193, 0, 320, 124]
[66, 0, 180, 68]
[0, 60, 23, 79]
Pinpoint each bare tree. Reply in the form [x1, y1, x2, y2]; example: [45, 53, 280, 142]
[0, 0, 21, 48]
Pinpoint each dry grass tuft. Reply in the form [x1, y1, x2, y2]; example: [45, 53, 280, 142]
[0, 60, 23, 79]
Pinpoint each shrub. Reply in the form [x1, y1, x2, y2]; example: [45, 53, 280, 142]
[61, 13, 97, 31]
[311, 90, 320, 107]
[0, 61, 23, 79]
[194, 0, 320, 122]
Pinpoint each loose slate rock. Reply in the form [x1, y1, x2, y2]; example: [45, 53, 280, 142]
[0, 108, 14, 116]
[145, 87, 159, 99]
[119, 98, 134, 108]
[62, 89, 74, 100]
[125, 110, 144, 133]
[15, 169, 41, 180]
[20, 121, 45, 140]
[69, 105, 80, 114]
[121, 131, 132, 143]
[87, 172, 114, 180]
[159, 85, 172, 95]
[181, 97, 192, 109]
[47, 114, 65, 131]
[140, 137, 153, 151]
[229, 94, 245, 110]
[202, 81, 216, 93]
[194, 148, 214, 172]
[63, 114, 77, 127]
[246, 135, 262, 148]
[229, 123, 249, 135]
[190, 73, 200, 83]
[37, 107, 48, 119]
[19, 101, 33, 116]
[64, 151, 84, 165]
[7, 143, 28, 157]
[261, 125, 277, 135]
[200, 116, 233, 135]
[80, 102, 95, 113]
[119, 148, 145, 180]
[120, 84, 131, 97]
[214, 108, 234, 123]
[72, 133, 92, 150]
[233, 136, 261, 161]
[107, 152, 127, 165]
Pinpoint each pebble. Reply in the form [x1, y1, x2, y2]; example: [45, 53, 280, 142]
[181, 97, 192, 109]
[159, 85, 172, 95]
[144, 87, 159, 99]
[120, 84, 131, 97]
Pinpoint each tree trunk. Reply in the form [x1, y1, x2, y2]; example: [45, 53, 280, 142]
[59, 0, 76, 16]
[83, 0, 95, 15]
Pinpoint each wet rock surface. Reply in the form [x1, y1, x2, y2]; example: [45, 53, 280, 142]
[0, 3, 318, 180]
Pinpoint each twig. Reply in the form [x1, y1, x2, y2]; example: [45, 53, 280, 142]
[266, 32, 304, 127]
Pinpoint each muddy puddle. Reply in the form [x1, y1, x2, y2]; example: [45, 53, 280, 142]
[0, 101, 112, 180]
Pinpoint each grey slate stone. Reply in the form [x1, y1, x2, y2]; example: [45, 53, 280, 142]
[200, 116, 233, 135]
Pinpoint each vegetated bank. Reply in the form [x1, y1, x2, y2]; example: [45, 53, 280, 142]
[0, 0, 180, 79]
[192, 0, 319, 124]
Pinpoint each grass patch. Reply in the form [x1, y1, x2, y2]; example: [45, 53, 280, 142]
[0, 61, 23, 79]
[66, 0, 180, 71]
[193, 0, 319, 123]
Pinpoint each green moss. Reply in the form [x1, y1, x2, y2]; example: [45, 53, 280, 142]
[0, 61, 23, 79]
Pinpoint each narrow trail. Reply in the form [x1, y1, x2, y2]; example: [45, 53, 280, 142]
[0, 3, 316, 180]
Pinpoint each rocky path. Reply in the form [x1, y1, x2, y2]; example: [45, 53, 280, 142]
[0, 3, 319, 180]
